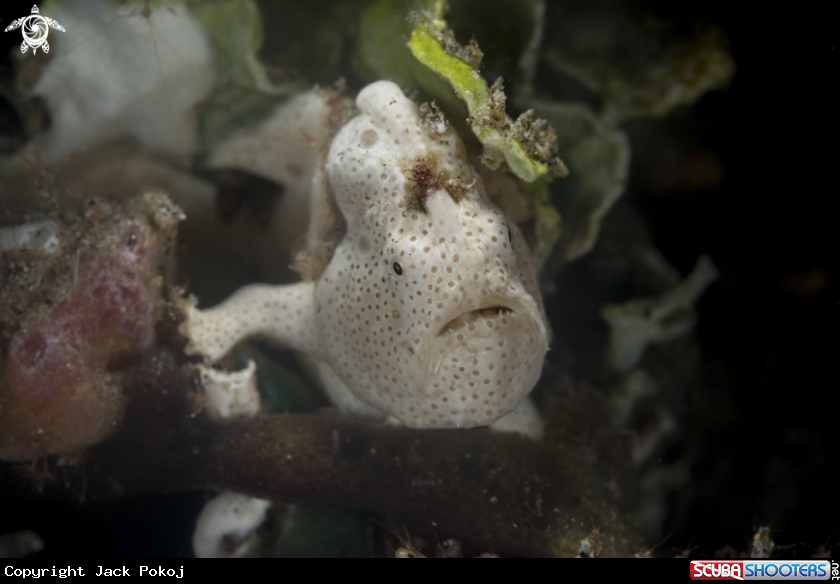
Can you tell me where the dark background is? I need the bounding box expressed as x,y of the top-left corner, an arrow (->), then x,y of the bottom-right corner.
0,0 -> 836,557
632,0 -> 837,555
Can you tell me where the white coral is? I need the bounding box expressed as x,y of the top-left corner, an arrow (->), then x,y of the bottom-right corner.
601,255 -> 719,371
32,0 -> 215,163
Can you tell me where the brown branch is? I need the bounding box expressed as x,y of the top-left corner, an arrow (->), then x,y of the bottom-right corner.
94,413 -> 644,557
76,351 -> 643,557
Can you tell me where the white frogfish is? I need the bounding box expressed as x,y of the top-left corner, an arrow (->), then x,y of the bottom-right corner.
184,81 -> 549,431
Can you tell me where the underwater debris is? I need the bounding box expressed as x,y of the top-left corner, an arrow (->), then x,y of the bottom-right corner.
578,524 -> 605,558
751,526 -> 775,559
601,255 -> 719,372
0,530 -> 44,559
419,101 -> 448,136
0,220 -> 60,256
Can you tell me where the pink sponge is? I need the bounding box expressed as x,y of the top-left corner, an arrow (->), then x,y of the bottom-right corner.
0,192 -> 182,461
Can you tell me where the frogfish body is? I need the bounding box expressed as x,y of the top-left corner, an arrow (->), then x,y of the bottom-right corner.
184,81 -> 549,430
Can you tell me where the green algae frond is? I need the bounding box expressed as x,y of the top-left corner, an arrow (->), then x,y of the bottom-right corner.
407,17 -> 567,183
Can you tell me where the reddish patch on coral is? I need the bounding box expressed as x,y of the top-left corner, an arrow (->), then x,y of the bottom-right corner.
0,224 -> 160,460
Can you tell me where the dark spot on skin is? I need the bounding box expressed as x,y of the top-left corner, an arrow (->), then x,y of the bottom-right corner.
360,128 -> 379,148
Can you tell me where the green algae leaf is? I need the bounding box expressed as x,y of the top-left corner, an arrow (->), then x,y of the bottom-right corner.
525,180 -> 561,272
477,167 -> 559,274
442,0 -> 545,97
358,0 -> 544,103
189,0 -> 275,93
407,23 -> 489,109
542,7 -> 734,124
358,0 -> 569,264
356,0 -> 466,121
601,255 -> 719,372
187,0 -> 305,149
257,0 -> 364,86
535,101 -> 631,260
408,19 -> 566,183
359,0 -> 566,182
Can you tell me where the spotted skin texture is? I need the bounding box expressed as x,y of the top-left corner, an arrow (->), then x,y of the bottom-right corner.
185,81 -> 549,429
185,283 -> 320,361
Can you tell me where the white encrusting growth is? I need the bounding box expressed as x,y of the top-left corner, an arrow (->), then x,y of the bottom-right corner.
207,91 -> 335,256
184,81 -> 550,432
32,0 -> 215,163
601,255 -> 719,371
197,360 -> 261,422
192,492 -> 271,558
0,220 -> 60,255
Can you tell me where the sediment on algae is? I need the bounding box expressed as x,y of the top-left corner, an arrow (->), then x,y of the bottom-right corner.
406,13 -> 568,183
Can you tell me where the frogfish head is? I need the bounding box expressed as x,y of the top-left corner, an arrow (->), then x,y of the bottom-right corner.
318,81 -> 548,428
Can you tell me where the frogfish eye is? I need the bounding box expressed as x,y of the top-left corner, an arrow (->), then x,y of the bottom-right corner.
508,228 -> 513,245
393,262 -> 403,276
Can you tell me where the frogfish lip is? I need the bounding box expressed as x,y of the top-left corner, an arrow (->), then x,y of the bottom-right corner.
436,305 -> 516,338
408,288 -> 546,429
424,288 -> 543,379
434,289 -> 523,339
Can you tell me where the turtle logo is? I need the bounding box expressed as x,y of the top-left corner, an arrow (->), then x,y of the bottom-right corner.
4,5 -> 65,55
